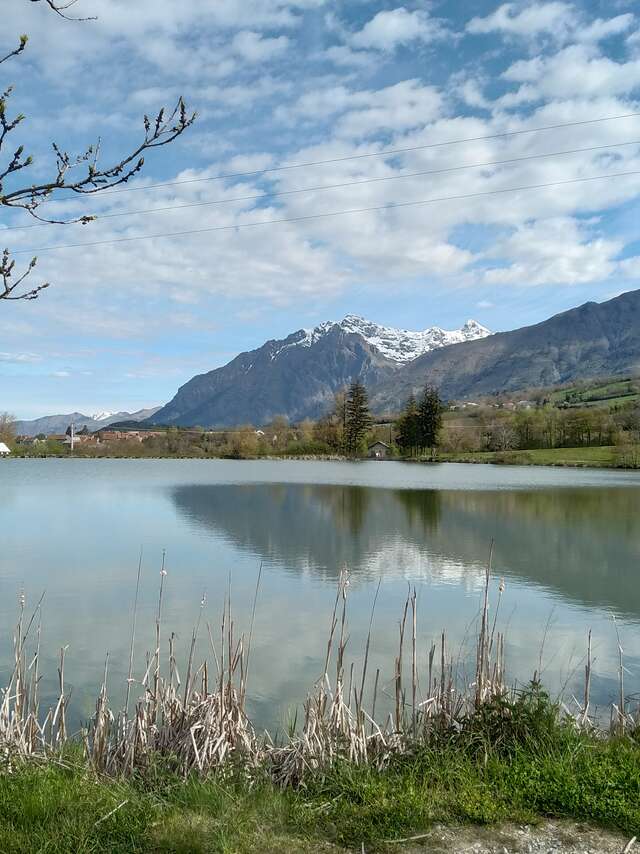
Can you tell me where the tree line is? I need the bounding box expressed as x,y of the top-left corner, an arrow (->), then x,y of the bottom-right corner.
313,381 -> 443,457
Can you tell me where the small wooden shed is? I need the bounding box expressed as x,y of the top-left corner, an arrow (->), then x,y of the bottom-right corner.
367,440 -> 390,459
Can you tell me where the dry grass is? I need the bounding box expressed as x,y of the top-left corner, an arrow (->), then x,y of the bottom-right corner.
0,555 -> 637,786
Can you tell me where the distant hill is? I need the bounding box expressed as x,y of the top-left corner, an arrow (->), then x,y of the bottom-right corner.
15,407 -> 161,437
372,288 -> 640,411
149,316 -> 490,428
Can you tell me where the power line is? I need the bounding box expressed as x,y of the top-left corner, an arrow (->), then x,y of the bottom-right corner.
5,138 -> 639,233
37,110 -> 640,201
12,168 -> 640,256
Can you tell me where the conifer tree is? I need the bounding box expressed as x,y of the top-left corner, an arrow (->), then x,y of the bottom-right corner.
344,381 -> 372,456
396,393 -> 420,455
417,384 -> 443,453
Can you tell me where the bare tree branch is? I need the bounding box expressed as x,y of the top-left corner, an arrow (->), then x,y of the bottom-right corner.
0,36 -> 29,66
1,96 -> 196,216
0,249 -> 49,301
29,0 -> 96,22
0,0 -> 196,300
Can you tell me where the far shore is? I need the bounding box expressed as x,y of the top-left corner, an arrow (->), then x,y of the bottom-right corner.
4,443 -> 640,470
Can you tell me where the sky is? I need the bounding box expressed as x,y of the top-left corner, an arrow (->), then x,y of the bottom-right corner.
1,0 -> 640,419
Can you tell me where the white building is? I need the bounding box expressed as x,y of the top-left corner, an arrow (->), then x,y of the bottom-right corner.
0,442 -> 11,456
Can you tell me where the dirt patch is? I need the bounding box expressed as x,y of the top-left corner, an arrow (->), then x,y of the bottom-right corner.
378,820 -> 635,853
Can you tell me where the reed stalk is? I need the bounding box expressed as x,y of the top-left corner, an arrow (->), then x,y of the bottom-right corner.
0,561 -> 636,785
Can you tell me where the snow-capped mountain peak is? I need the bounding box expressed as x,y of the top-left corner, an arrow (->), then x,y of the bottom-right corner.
92,411 -> 119,422
289,315 -> 491,363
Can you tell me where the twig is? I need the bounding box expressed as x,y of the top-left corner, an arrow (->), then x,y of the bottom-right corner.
383,832 -> 432,843
93,799 -> 128,827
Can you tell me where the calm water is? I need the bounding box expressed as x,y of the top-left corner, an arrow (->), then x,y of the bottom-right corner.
1,458 -> 640,730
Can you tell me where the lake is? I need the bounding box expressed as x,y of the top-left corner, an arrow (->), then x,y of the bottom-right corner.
1,458 -> 639,731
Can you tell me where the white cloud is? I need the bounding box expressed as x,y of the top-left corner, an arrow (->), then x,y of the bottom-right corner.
481,218 -> 623,286
579,14 -> 635,43
0,0 -> 318,77
503,45 -> 640,101
324,45 -> 374,69
0,352 -> 42,364
3,0 -> 640,353
467,3 -> 634,45
280,79 -> 443,137
467,2 -> 576,40
350,7 -> 446,52
457,77 -> 490,110
199,76 -> 292,109
231,30 -> 289,62
6,91 -> 640,340
618,255 -> 640,278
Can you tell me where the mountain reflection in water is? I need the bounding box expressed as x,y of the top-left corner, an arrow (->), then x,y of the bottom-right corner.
170,483 -> 640,620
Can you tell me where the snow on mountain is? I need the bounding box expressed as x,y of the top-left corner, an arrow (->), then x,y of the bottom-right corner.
14,407 -> 162,437
287,315 -> 492,363
92,411 -> 119,422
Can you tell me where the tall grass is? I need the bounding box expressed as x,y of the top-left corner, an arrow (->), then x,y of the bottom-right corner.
0,555 -> 637,785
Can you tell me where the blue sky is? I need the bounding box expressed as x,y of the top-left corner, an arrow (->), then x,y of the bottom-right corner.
1,0 -> 640,418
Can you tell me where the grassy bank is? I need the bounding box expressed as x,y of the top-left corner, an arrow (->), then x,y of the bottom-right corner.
439,445 -> 624,467
1,571 -> 639,852
9,442 -> 640,468
2,700 -> 640,853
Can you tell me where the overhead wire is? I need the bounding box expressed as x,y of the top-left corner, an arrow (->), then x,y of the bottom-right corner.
11,167 -> 640,256
3,137 -> 639,233
32,110 -> 640,201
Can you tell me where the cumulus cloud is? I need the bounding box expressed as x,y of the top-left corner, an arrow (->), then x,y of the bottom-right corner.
0,352 -> 42,364
481,218 -> 623,286
467,3 -> 634,45
579,14 -> 635,43
3,0 -> 640,378
231,30 -> 289,62
279,79 -> 443,137
350,7 -> 447,52
502,45 -> 640,101
323,45 -> 375,68
467,2 -> 576,40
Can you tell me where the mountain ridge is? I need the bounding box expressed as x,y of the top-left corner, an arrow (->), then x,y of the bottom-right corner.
14,407 -> 161,437
282,315 -> 492,363
150,290 -> 640,428
372,288 -> 640,410
149,316 -> 491,428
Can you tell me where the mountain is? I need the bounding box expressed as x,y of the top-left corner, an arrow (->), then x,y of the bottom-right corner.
149,317 -> 491,428
297,315 -> 491,363
372,288 -> 640,410
92,411 -> 122,422
14,407 -> 161,437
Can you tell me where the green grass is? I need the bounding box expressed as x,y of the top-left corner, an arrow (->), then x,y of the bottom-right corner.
441,445 -> 621,467
2,690 -> 640,853
549,377 -> 640,409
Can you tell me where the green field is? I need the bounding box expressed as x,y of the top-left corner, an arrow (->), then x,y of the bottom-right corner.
1,692 -> 640,853
441,445 -> 621,467
549,377 -> 640,409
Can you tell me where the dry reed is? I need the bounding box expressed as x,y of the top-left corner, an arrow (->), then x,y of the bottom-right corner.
0,553 -> 636,784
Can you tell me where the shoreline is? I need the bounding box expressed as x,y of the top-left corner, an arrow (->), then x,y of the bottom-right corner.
4,448 -> 639,470
1,572 -> 639,852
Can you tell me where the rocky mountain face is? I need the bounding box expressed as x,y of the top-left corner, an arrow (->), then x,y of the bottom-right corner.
297,315 -> 491,362
150,317 -> 491,428
14,407 -> 161,437
149,288 -> 640,428
372,288 -> 640,410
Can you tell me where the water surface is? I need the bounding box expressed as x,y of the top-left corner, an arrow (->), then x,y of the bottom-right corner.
1,459 -> 639,729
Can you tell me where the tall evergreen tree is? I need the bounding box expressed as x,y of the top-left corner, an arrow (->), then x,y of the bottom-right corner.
396,393 -> 420,455
417,384 -> 443,453
344,381 -> 372,455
